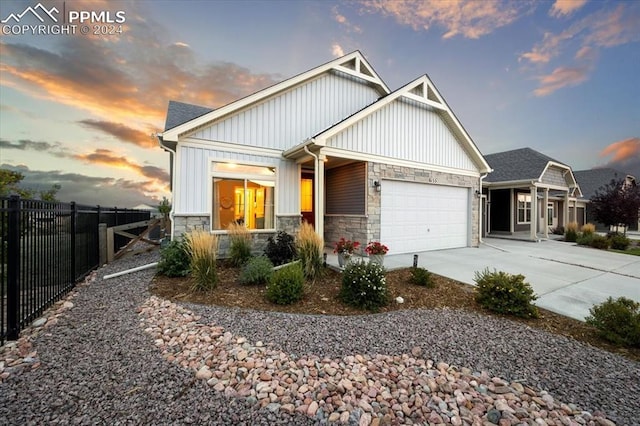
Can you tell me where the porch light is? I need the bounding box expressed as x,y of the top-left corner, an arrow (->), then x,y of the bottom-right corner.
373,180 -> 381,192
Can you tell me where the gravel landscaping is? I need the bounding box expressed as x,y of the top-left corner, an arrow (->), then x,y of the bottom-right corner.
1,252 -> 639,425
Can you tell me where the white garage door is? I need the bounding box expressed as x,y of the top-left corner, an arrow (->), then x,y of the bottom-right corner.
380,180 -> 469,254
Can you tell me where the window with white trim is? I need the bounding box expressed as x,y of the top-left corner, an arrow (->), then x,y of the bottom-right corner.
517,193 -> 531,224
211,162 -> 275,230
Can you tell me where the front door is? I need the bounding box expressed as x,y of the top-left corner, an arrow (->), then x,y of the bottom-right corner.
300,173 -> 314,227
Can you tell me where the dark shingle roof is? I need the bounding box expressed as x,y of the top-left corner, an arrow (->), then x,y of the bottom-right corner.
573,168 -> 631,199
484,147 -> 566,183
164,101 -> 214,131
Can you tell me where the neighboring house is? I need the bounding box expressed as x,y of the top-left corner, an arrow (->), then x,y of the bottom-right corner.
157,51 -> 491,255
573,168 -> 638,231
482,148 -> 583,241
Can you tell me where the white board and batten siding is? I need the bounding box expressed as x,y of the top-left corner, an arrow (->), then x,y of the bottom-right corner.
189,71 -> 381,150
381,180 -> 469,253
174,145 -> 299,215
327,98 -> 478,173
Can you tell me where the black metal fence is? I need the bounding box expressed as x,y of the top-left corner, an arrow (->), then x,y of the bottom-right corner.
1,196 -> 151,344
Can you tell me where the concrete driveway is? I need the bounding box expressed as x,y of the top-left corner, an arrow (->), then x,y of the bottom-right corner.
380,238 -> 640,321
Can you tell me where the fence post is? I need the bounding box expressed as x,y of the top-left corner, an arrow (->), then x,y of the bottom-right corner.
98,223 -> 107,266
71,202 -> 77,281
7,195 -> 21,340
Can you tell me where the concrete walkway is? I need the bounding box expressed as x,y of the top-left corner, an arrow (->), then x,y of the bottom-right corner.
327,238 -> 640,321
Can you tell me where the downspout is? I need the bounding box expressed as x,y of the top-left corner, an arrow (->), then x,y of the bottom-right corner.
303,144 -> 322,238
479,173 -> 488,244
157,134 -> 177,240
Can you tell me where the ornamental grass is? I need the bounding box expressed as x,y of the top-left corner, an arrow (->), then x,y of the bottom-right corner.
296,221 -> 324,280
185,230 -> 219,291
227,222 -> 252,266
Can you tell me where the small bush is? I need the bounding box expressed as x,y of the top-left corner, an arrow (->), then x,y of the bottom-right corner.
609,233 -> 631,250
239,256 -> 273,286
474,268 -> 538,318
581,223 -> 596,236
340,260 -> 389,311
565,222 -> 579,242
227,222 -> 252,267
576,233 -> 594,246
266,262 -> 305,305
586,297 -> 640,347
410,267 -> 434,288
157,239 -> 190,277
185,230 -> 219,291
552,226 -> 565,236
296,222 -> 324,280
589,234 -> 610,250
264,231 -> 297,266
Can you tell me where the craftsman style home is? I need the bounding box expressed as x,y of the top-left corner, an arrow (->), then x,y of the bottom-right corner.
158,51 -> 491,255
482,148 -> 584,240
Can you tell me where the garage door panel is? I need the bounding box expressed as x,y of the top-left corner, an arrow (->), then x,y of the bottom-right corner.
380,180 -> 468,254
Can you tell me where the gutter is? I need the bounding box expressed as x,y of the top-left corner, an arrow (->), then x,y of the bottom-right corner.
157,133 -> 177,240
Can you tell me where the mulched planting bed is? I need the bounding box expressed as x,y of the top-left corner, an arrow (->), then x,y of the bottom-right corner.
149,262 -> 640,362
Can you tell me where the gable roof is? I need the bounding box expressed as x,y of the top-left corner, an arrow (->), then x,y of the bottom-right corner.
484,147 -> 568,183
160,51 -> 390,142
573,168 -> 636,199
164,101 -> 214,131
285,74 -> 491,173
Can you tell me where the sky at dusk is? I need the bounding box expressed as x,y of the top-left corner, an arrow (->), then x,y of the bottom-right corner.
0,0 -> 638,207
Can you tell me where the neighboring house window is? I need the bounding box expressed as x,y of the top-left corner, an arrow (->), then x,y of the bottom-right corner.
211,162 -> 275,230
547,202 -> 554,226
517,193 -> 531,224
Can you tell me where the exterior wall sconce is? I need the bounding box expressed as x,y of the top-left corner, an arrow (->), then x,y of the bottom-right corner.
475,189 -> 481,197
373,181 -> 381,192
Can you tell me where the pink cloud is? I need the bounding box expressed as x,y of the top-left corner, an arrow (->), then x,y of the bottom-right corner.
533,66 -> 589,97
600,138 -> 640,163
359,0 -> 530,39
549,0 -> 587,18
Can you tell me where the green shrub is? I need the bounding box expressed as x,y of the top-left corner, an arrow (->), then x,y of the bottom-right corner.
589,234 -> 610,250
340,260 -> 389,311
474,268 -> 538,318
565,222 -> 579,242
157,240 -> 190,277
185,230 -> 218,291
296,222 -> 324,280
227,222 -> 252,267
266,262 -> 305,305
239,256 -> 273,286
410,267 -> 434,288
576,233 -> 594,246
586,297 -> 640,347
552,226 -> 565,236
264,231 -> 297,266
609,233 -> 631,250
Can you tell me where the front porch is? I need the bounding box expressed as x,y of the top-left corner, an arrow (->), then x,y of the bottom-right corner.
485,230 -> 564,242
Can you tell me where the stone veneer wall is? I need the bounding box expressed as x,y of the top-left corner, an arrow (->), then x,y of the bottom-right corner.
172,214 -> 302,258
324,216 -> 368,254
368,162 -> 481,248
